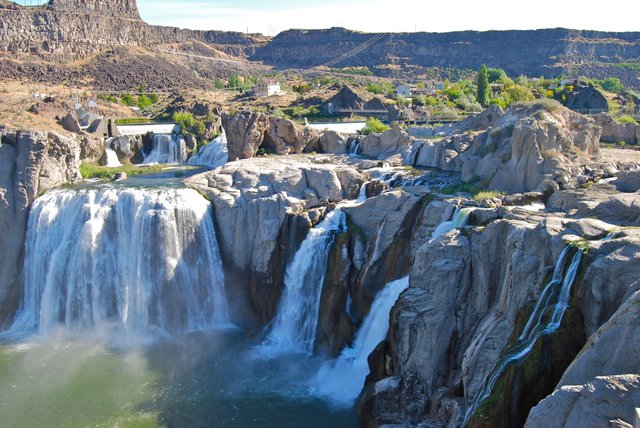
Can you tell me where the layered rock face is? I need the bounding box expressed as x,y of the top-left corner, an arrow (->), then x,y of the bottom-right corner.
410,101 -> 602,193
356,207 -> 640,427
0,0 -> 262,58
47,0 -> 140,19
0,128 -> 81,321
185,155 -> 367,324
252,28 -> 640,87
594,113 -> 639,144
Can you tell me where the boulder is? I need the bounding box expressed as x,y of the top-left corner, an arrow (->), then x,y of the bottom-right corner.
560,80 -> 609,111
58,113 -> 81,133
525,375 -> 640,428
548,185 -> 640,226
262,116 -> 320,155
594,113 -> 638,144
221,111 -> 269,161
360,124 -> 413,160
0,129 -> 81,321
318,131 -> 348,155
613,170 -> 640,193
108,135 -> 143,164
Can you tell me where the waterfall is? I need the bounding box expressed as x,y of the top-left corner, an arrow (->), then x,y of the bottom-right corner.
188,133 -> 229,168
262,208 -> 347,355
462,246 -> 583,425
350,140 -> 361,156
143,134 -> 187,164
4,187 -> 229,341
104,138 -> 122,167
310,277 -> 410,405
431,207 -> 473,241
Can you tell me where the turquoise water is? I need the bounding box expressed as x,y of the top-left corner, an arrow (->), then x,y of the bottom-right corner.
0,331 -> 359,428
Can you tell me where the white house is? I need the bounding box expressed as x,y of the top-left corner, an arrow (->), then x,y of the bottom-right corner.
254,78 -> 283,97
396,84 -> 415,97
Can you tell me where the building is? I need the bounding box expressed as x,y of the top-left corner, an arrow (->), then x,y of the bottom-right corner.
397,80 -> 445,97
254,78 -> 283,97
396,84 -> 415,97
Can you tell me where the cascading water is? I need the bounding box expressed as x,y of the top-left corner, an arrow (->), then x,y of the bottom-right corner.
104,138 -> 122,167
143,134 -> 187,164
188,133 -> 229,168
431,207 -> 473,241
310,277 -> 410,404
262,208 -> 347,354
462,245 -> 583,425
4,186 -> 230,341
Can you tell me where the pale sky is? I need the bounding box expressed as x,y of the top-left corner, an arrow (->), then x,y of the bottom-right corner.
134,0 -> 639,35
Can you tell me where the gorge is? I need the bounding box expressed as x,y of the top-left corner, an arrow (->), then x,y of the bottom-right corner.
1,98 -> 639,427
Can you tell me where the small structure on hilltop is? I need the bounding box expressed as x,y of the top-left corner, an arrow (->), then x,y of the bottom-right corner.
254,78 -> 284,97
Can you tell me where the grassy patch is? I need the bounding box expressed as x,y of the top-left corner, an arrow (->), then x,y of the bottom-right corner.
80,163 -> 167,180
473,190 -> 505,201
114,118 -> 164,126
616,115 -> 638,125
440,182 -> 482,195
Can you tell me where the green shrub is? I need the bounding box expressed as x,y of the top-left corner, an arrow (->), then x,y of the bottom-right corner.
599,77 -> 624,94
121,94 -> 135,106
137,94 -> 153,109
366,82 -> 394,95
360,117 -> 390,135
616,115 -> 638,125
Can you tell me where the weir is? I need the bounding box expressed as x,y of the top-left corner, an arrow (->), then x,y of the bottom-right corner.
463,245 -> 583,425
4,187 -> 230,340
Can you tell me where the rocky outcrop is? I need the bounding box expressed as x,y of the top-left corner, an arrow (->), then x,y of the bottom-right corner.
525,375 -> 640,428
316,131 -> 349,155
355,206 -> 640,427
221,111 -> 269,161
410,102 -> 602,193
594,113 -> 639,144
558,80 -> 609,111
360,124 -> 413,160
262,117 -> 320,155
0,129 -> 81,321
108,135 -> 143,164
185,155 -> 366,324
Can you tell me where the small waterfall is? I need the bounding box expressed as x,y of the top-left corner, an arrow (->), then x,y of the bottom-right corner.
143,134 -> 187,164
104,138 -> 122,167
350,140 -> 361,156
262,208 -> 347,354
463,246 -> 583,425
188,133 -> 229,168
431,207 -> 473,241
311,277 -> 410,405
5,187 -> 229,341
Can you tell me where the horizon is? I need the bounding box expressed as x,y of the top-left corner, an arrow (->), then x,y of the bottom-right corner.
9,0 -> 640,36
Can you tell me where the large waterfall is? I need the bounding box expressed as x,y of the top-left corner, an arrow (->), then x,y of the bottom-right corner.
311,277 -> 410,404
262,208 -> 347,354
143,134 -> 188,164
463,245 -> 583,425
188,133 -> 229,168
5,187 -> 229,340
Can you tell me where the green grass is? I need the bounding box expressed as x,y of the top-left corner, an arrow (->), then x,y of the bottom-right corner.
616,115 -> 638,125
114,118 -> 166,126
80,163 -> 167,180
473,190 -> 505,201
440,182 -> 482,195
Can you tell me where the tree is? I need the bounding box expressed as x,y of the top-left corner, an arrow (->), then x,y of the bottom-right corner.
487,67 -> 507,83
477,64 -> 490,107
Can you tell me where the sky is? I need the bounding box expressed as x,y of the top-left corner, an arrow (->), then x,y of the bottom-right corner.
133,0 -> 639,35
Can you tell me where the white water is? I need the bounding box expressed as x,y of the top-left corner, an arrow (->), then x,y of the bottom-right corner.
463,246 -> 583,425
308,122 -> 366,134
262,208 -> 347,354
5,187 -> 230,341
188,133 -> 229,168
104,138 -> 122,167
311,277 -> 410,405
143,134 -> 187,164
431,207 -> 473,241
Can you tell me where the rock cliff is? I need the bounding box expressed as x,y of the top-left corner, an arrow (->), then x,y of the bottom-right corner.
0,128 -> 81,322
252,28 -> 640,88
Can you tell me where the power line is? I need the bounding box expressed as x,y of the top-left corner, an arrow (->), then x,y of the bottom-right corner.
311,32 -> 387,70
